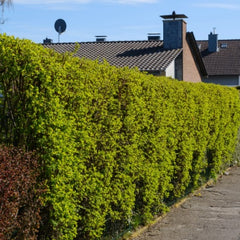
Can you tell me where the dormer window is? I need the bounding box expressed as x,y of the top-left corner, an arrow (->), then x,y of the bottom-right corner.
220,43 -> 228,48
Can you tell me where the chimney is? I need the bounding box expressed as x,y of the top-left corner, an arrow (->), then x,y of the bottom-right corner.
208,31 -> 218,52
43,38 -> 53,44
95,35 -> 107,42
148,33 -> 160,41
160,11 -> 188,50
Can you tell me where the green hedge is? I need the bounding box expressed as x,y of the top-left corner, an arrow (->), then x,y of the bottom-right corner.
0,34 -> 240,240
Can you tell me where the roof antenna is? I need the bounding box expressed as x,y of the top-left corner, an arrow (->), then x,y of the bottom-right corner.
213,27 -> 216,34
54,19 -> 67,43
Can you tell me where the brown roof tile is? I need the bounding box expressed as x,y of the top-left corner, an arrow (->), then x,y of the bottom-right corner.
44,40 -> 182,72
197,39 -> 240,76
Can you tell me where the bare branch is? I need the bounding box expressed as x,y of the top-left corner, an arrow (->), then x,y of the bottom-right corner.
0,0 -> 12,24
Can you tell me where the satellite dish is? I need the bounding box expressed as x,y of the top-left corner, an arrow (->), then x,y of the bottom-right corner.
54,19 -> 67,42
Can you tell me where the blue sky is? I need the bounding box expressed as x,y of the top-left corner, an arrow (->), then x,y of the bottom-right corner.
1,0 -> 240,43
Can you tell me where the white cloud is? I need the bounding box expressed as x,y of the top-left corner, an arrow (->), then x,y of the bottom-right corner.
14,0 -> 157,4
115,0 -> 157,3
194,3 -> 240,10
14,0 -> 91,4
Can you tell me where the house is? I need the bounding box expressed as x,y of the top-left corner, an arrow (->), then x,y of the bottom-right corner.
197,34 -> 240,87
44,11 -> 207,83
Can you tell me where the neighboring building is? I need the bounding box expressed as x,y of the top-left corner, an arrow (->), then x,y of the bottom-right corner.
197,34 -> 240,87
44,12 -> 207,83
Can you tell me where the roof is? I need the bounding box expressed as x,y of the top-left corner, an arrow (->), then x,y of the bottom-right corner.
187,32 -> 207,77
44,40 -> 182,72
197,39 -> 240,76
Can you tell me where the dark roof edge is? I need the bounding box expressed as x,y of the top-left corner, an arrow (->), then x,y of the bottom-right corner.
186,32 -> 208,77
207,74 -> 240,77
197,38 -> 240,42
42,40 -> 163,45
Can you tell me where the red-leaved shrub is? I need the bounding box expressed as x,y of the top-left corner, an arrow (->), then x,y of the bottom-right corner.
0,145 -> 44,240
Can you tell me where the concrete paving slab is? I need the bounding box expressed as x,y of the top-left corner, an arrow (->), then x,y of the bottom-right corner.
131,166 -> 240,240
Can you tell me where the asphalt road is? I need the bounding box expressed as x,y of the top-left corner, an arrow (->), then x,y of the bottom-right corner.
130,166 -> 240,240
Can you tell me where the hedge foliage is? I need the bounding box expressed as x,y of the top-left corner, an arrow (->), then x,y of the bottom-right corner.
0,34 -> 240,239
0,145 -> 44,240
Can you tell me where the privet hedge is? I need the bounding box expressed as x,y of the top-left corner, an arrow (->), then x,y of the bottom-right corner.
0,34 -> 240,240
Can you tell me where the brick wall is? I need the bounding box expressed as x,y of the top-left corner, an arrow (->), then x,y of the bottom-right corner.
182,21 -> 202,83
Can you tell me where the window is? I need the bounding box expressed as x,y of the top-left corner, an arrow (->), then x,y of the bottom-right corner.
220,43 -> 228,48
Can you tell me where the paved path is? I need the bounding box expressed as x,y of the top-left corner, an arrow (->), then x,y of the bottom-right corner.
131,166 -> 240,240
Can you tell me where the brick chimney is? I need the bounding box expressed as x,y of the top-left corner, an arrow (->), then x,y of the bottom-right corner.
161,11 -> 188,50
208,31 -> 218,52
160,11 -> 202,83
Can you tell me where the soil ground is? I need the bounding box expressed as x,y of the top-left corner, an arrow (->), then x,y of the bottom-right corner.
130,166 -> 240,240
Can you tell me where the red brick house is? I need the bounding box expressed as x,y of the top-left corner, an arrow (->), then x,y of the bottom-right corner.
44,12 -> 207,83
